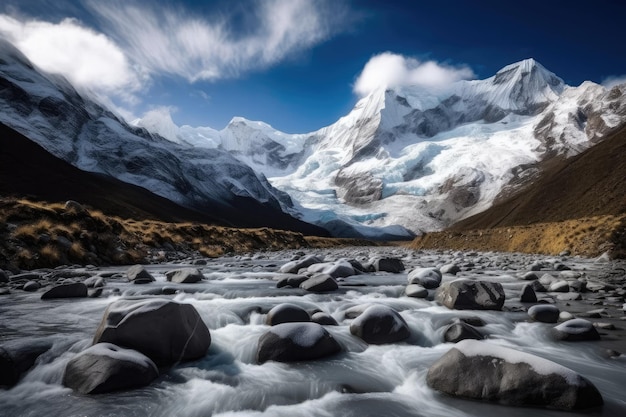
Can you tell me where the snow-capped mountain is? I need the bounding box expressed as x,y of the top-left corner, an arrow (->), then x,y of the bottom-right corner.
139,59 -> 626,236
0,39 -> 327,235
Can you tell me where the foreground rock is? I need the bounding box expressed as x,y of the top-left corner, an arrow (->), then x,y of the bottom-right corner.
0,338 -> 54,387
427,340 -> 603,410
300,274 -> 339,292
349,305 -> 410,344
256,322 -> 341,363
93,299 -> 211,366
436,279 -> 505,310
408,268 -> 442,289
63,343 -> 158,394
553,319 -> 601,341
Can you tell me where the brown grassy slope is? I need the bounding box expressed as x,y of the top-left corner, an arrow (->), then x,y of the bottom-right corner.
0,122 -> 232,224
453,125 -> 626,230
0,122 -> 329,236
412,126 -> 626,258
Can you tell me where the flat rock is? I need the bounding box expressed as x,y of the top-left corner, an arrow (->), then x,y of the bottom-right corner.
436,279 -> 505,311
93,299 -> 211,366
405,284 -> 428,298
553,319 -> 601,341
427,340 -> 603,410
256,322 -> 341,363
63,343 -> 158,394
41,282 -> 88,299
349,305 -> 410,344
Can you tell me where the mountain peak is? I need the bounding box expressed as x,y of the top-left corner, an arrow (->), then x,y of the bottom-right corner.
493,58 -> 564,89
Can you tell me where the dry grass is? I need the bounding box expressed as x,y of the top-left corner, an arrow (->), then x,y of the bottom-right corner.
411,214 -> 626,258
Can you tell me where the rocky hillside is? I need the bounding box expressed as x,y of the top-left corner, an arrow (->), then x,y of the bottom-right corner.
412,125 -> 626,258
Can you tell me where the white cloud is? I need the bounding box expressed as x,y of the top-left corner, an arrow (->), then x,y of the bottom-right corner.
602,75 -> 626,89
353,52 -> 475,97
0,14 -> 144,102
86,0 -> 346,82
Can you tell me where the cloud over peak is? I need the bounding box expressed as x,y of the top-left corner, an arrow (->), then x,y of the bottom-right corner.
354,52 -> 475,97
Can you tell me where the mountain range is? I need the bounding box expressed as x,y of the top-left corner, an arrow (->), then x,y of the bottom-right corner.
1,37 -> 625,240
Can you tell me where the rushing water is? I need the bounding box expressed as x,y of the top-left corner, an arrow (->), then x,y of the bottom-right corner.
1,248 -> 625,417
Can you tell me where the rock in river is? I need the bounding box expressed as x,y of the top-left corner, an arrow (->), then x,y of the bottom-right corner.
553,319 -> 601,341
63,343 -> 158,394
256,322 -> 341,363
349,305 -> 410,344
41,282 -> 88,299
266,303 -> 310,325
165,268 -> 204,284
427,340 -> 603,410
436,279 -> 505,310
408,268 -> 442,289
93,299 -> 211,366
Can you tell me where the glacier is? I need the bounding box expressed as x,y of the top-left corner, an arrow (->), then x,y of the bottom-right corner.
137,58 -> 626,237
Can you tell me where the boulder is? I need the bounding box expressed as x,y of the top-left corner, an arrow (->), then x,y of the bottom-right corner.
307,260 -> 355,278
165,268 -> 204,284
256,322 -> 341,363
405,284 -> 428,298
427,340 -> 603,410
349,305 -> 410,344
436,279 -> 505,310
311,312 -> 338,326
520,284 -> 537,303
63,343 -> 158,394
126,265 -> 155,284
521,271 -> 540,280
549,280 -> 570,293
0,270 -> 8,283
300,274 -> 338,293
41,282 -> 88,299
0,338 -> 54,387
278,255 -> 323,274
553,319 -> 601,341
408,268 -> 442,289
266,303 -> 310,325
528,305 -> 560,323
23,281 -> 40,292
276,275 -> 308,288
443,322 -> 483,343
440,263 -> 461,275
371,257 -> 405,273
93,299 -> 211,366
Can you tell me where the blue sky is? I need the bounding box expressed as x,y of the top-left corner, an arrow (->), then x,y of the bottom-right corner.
1,0 -> 625,133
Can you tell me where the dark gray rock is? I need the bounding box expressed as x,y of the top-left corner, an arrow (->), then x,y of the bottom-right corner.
63,343 -> 158,394
278,255 -> 323,274
522,271 -> 540,280
84,276 -> 105,288
93,299 -> 211,366
0,288 -> 10,295
256,322 -> 341,363
307,261 -> 355,278
408,268 -> 442,289
266,303 -> 310,325
276,275 -> 308,288
349,305 -> 410,344
165,268 -> 203,284
23,281 -> 40,292
0,270 -> 8,283
549,280 -> 570,293
405,284 -> 428,298
0,338 -> 54,387
436,279 -> 505,310
371,257 -> 405,273
427,340 -> 603,410
126,265 -> 155,284
443,322 -> 483,343
553,319 -> 601,341
41,282 -> 88,299
528,305 -> 560,323
520,284 -> 537,303
300,274 -> 338,293
530,280 -> 547,293
311,312 -> 338,326
440,263 -> 461,275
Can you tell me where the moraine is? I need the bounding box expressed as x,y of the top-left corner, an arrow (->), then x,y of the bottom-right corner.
0,247 -> 625,416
